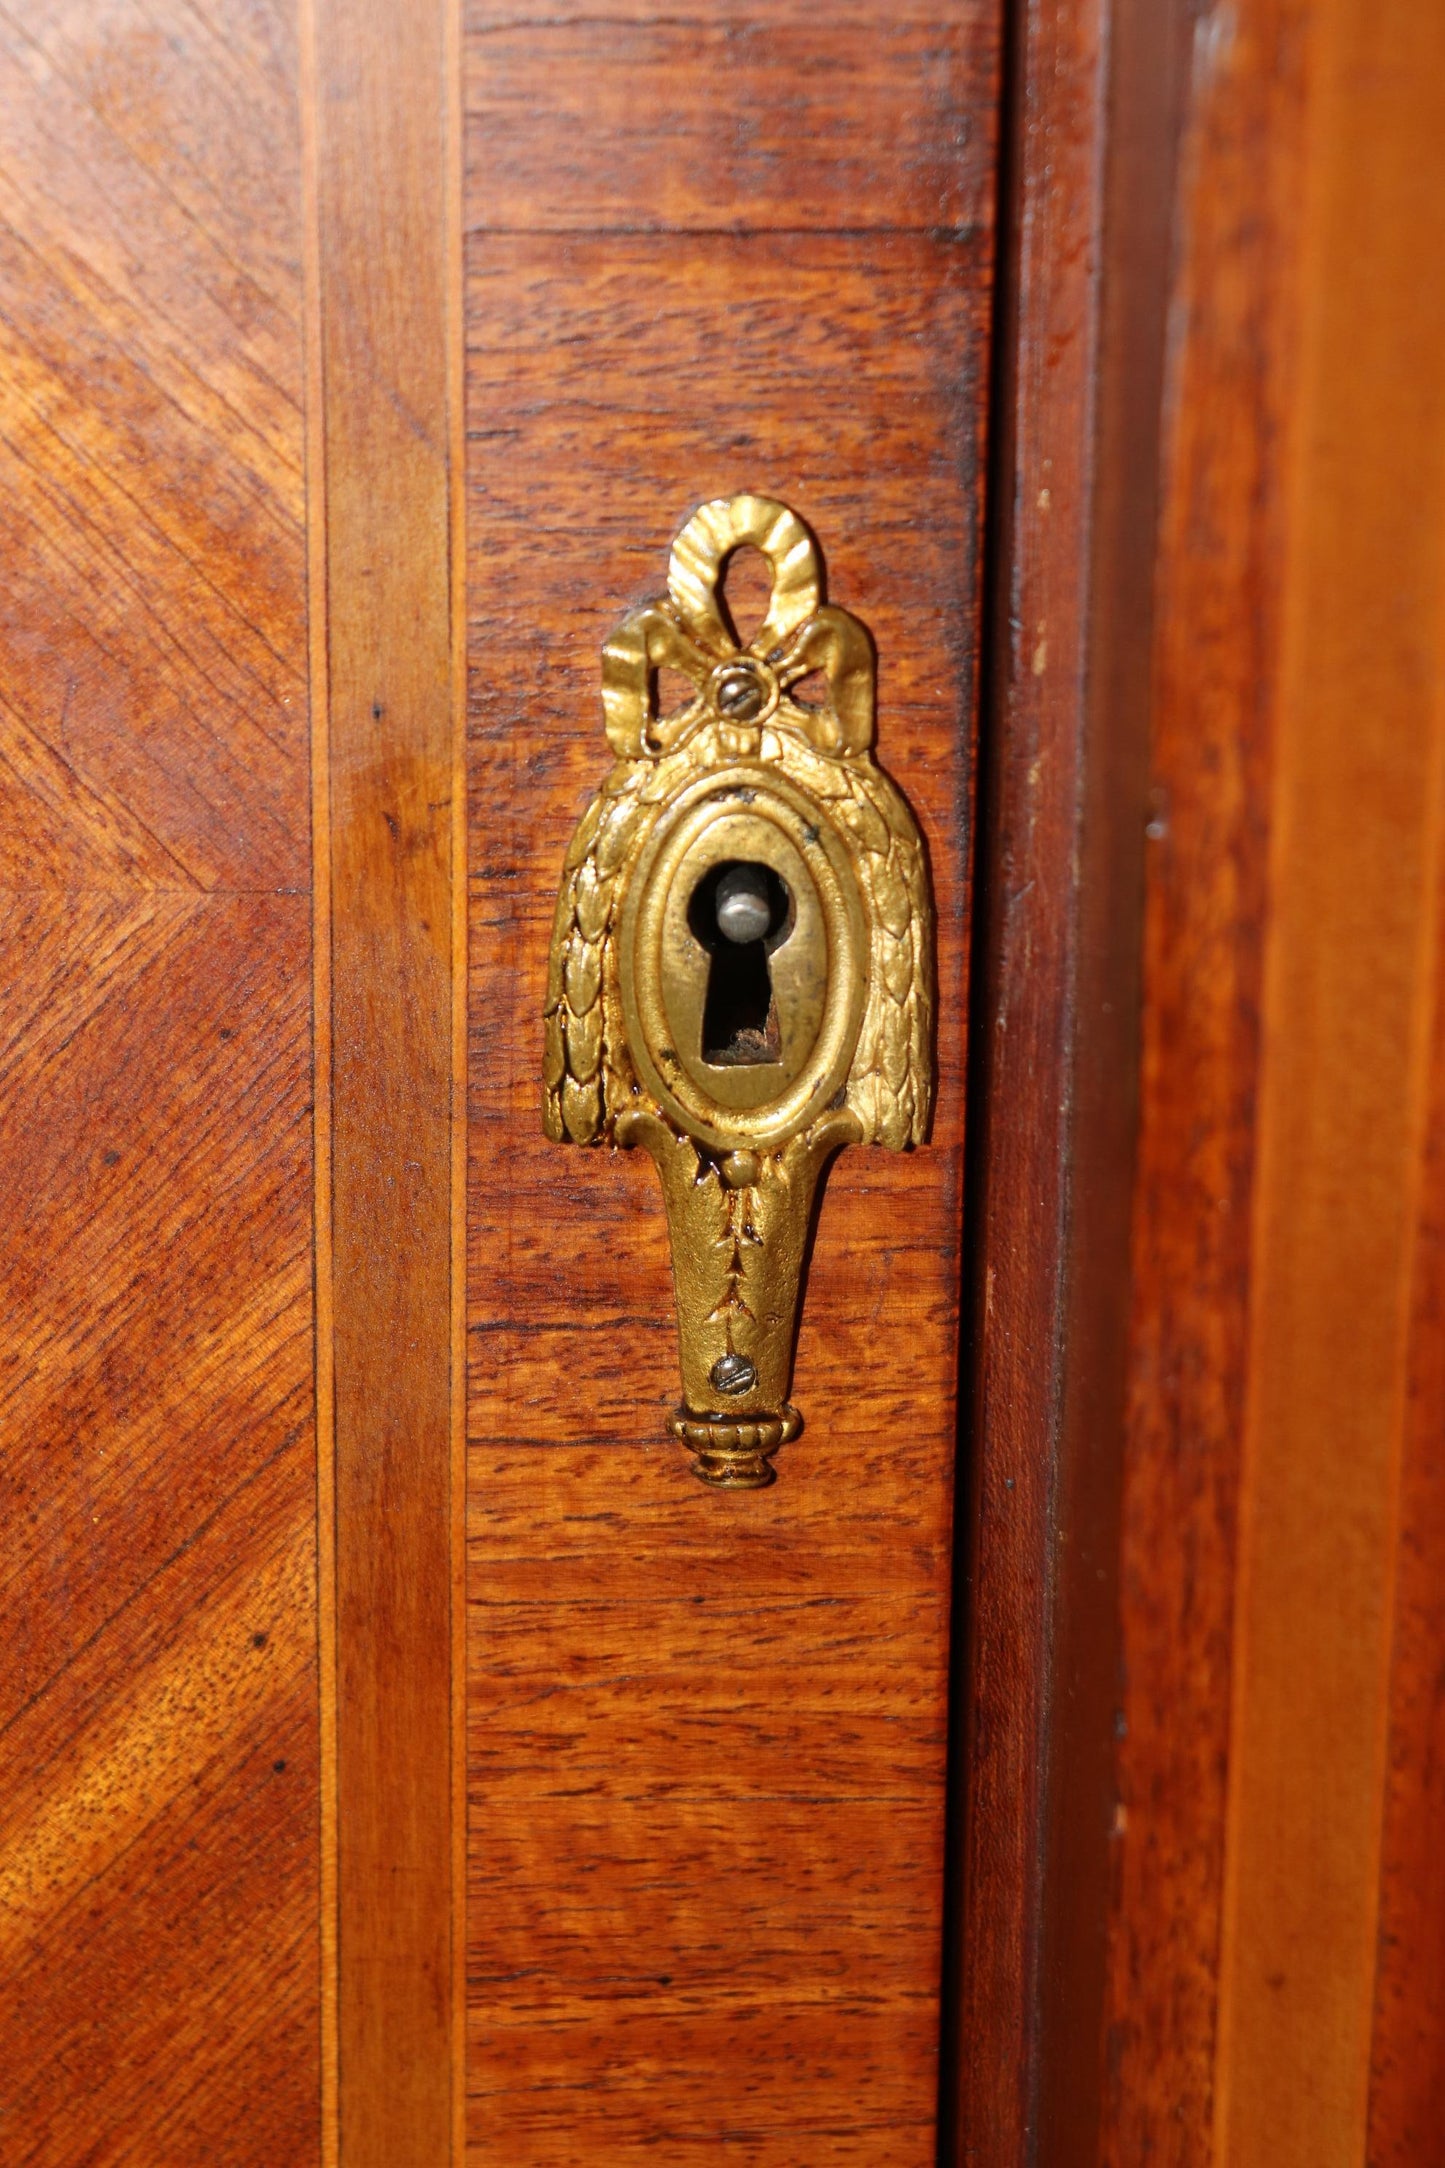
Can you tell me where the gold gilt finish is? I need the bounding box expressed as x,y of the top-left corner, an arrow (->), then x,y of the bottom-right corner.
543,494 -> 934,1486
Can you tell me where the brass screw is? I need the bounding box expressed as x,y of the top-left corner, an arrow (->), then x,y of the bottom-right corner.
710,1352 -> 758,1396
715,663 -> 766,722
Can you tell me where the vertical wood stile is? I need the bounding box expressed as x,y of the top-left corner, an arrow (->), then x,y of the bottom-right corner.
305,0 -> 467,2159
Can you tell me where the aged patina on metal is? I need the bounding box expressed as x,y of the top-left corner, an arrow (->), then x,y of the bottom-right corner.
543,494 -> 935,1486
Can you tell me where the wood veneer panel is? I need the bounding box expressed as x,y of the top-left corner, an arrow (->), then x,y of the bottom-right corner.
1101,6 -> 1308,2155
948,0 -> 1109,2153
1213,1 -> 1445,2156
948,0 -> 1188,2154
1369,839 -> 1445,2161
1099,0 -> 1445,2160
464,49 -> 996,2155
465,9 -> 995,237
0,1 -> 318,2159
308,0 -> 466,2159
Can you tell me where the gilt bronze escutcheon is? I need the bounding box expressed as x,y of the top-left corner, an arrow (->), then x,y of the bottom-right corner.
543,494 -> 934,1487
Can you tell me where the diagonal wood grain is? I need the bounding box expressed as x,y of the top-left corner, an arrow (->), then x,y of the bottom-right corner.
0,2 -> 319,2160
0,2 -> 307,895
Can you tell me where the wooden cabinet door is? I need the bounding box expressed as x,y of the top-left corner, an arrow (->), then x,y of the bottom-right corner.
14,5 -> 1443,2166
0,4 -> 1000,2163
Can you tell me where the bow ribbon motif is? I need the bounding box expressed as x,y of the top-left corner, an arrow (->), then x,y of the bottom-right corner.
600,494 -> 876,763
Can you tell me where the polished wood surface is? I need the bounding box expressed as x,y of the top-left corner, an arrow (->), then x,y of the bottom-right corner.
463,4 -> 998,2157
467,7 -> 995,236
951,0 -> 1191,2156
308,0 -> 467,2159
1093,0 -> 1445,2160
950,0 -> 1111,2153
1213,1 -> 1445,2155
1370,834 -> 1445,2162
0,1 -> 319,2158
960,0 -> 1445,2157
14,5 -> 1445,2162
1100,5 -> 1306,2153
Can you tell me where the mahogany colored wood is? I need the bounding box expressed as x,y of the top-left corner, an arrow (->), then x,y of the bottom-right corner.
1091,1 -> 1445,2161
1370,848 -> 1445,2161
947,0 -> 1191,2154
1094,7 -> 1307,2154
947,0 -> 1110,2154
0,1 -> 319,2160
965,2 -> 1445,2158
462,6 -> 999,2158
1211,2 -> 1445,2156
1030,4 -> 1199,2159
466,7 -> 996,238
21,10 -> 1445,2162
308,0 -> 466,2160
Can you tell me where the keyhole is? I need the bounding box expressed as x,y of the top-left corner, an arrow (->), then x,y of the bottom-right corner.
687,861 -> 793,1066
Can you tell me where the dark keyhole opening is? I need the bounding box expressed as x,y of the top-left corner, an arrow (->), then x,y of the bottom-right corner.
687,861 -> 793,1066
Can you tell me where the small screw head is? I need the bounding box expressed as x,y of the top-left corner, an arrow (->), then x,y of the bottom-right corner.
710,1352 -> 758,1397
714,661 -> 767,722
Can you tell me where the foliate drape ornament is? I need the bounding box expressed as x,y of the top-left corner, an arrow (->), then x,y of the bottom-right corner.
543,494 -> 934,1486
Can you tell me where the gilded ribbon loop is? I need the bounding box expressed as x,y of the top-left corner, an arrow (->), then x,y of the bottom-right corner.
600,493 -> 876,761
601,603 -> 711,758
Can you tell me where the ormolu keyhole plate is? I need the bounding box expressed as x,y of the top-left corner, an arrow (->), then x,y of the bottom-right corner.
618,765 -> 868,1150
542,492 -> 935,1485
